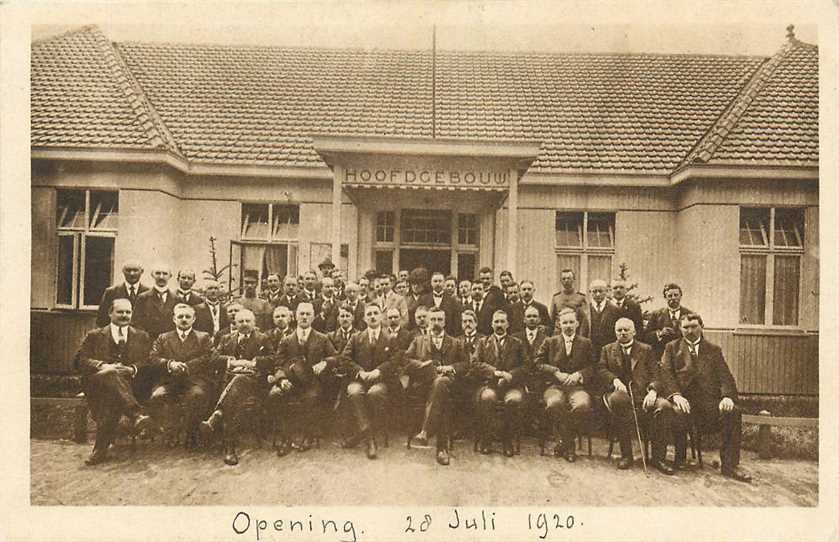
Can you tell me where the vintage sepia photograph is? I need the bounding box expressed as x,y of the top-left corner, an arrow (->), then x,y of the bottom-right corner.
3,0 -> 835,540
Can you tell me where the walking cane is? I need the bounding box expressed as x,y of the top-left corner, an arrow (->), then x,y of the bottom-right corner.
627,381 -> 648,474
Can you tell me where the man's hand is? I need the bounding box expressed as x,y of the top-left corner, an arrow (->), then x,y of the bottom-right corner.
554,370 -> 570,384
169,361 -> 189,375
613,378 -> 628,394
671,393 -> 691,414
358,370 -> 370,382
568,371 -> 583,386
643,389 -> 658,411
719,397 -> 735,413
312,360 -> 327,376
437,365 -> 455,377
112,363 -> 134,377
369,368 -> 382,382
499,371 -> 513,383
280,379 -> 293,392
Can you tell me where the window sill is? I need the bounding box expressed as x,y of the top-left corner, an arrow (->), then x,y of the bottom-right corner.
733,327 -> 809,337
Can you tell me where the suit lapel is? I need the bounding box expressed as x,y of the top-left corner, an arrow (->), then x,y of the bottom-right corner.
629,342 -> 639,371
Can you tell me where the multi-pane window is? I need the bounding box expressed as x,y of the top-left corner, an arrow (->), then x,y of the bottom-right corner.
555,211 -> 615,290
458,213 -> 479,246
401,209 -> 452,245
241,203 -> 299,241
56,189 -> 118,309
376,211 -> 395,243
739,207 -> 804,326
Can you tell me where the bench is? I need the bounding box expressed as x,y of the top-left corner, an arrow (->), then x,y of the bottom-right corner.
742,411 -> 818,459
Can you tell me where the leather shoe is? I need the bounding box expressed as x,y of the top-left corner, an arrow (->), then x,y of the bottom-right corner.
617,457 -> 633,470
722,466 -> 752,483
503,441 -> 514,458
223,445 -> 239,466
275,439 -> 292,457
436,448 -> 450,466
564,449 -> 577,463
654,460 -> 675,475
132,414 -> 152,435
84,449 -> 108,466
411,432 -> 429,447
366,438 -> 378,460
674,457 -> 698,471
342,430 -> 366,449
479,440 -> 491,455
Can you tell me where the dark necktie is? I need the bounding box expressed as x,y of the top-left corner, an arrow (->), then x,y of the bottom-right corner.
621,345 -> 632,379
128,286 -> 136,303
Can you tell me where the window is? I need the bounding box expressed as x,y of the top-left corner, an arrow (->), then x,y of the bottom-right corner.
458,214 -> 479,246
55,189 -> 117,309
375,250 -> 393,274
376,211 -> 395,243
401,209 -> 451,245
739,207 -> 804,326
555,211 -> 615,290
241,203 -> 299,241
230,241 -> 298,294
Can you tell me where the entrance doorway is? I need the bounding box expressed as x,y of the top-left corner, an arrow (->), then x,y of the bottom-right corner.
400,249 -> 452,276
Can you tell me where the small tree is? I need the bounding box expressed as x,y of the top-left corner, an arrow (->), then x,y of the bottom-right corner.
617,262 -> 653,320
200,236 -> 236,303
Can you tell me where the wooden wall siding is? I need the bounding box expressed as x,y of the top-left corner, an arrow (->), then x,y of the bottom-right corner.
614,211 -> 675,304
704,330 -> 818,396
31,187 -> 55,309
676,179 -> 818,210
30,311 -> 97,374
517,209 -> 555,301
802,206 -> 819,331
518,184 -> 673,211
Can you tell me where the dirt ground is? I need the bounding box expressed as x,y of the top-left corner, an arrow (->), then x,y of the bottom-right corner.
30,436 -> 817,507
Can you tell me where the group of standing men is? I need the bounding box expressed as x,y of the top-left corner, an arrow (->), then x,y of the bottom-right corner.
74,259 -> 750,483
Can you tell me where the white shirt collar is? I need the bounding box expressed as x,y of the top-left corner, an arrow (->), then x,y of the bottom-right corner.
297,327 -> 310,342
620,340 -> 634,350
368,327 -> 380,341
153,285 -> 169,294
563,333 -> 576,343
178,328 -> 193,340
110,323 -> 128,343
125,282 -> 139,291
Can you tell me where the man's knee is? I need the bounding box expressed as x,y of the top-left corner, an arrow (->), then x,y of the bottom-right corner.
148,386 -> 169,404
504,389 -> 523,406
367,384 -> 387,403
570,392 -> 593,414
478,388 -> 497,404
607,389 -> 631,411
432,375 -> 451,391
346,382 -> 365,398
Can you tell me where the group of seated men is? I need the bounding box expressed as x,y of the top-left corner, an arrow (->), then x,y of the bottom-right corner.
73,259 -> 750,483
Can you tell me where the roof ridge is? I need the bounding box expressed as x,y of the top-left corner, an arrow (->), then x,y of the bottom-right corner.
31,24 -> 100,46
117,39 -> 767,60
677,37 -> 801,170
88,28 -> 182,156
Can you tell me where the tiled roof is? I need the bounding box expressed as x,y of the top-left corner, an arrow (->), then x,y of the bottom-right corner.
31,25 -> 818,174
31,26 -> 179,153
701,39 -> 818,166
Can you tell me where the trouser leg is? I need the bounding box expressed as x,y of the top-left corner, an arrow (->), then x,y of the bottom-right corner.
648,397 -> 674,463
346,381 -> 370,435
475,386 -> 497,442
719,406 -> 742,472
423,376 -> 452,436
367,382 -> 389,435
502,388 -> 523,443
605,389 -> 634,458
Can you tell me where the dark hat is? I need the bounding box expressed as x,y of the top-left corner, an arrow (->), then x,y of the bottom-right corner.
243,270 -> 259,280
318,256 -> 335,270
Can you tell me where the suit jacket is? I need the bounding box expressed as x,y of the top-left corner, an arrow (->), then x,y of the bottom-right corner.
470,334 -> 529,386
418,292 -> 462,336
404,333 -> 469,383
96,282 -> 149,327
533,334 -> 595,387
595,340 -> 659,398
312,295 -> 340,333
658,337 -> 738,403
588,302 -> 622,360
642,305 -> 694,356
194,301 -> 229,337
464,297 -> 498,336
234,296 -> 274,332
457,332 -> 486,359
343,299 -> 367,331
549,291 -> 590,337
405,292 -> 425,329
276,294 -> 300,314
150,329 -> 214,382
212,330 -> 274,374
513,326 -> 549,360
328,327 -> 358,355
508,300 -> 551,335
73,325 -> 153,377
261,289 -> 285,308
174,290 -> 204,307
273,328 -> 338,385
613,297 -> 644,339
339,328 -> 399,380
133,289 -> 178,338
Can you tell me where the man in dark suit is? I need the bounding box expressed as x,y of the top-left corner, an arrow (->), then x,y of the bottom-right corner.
339,303 -> 400,459
277,275 -> 301,315
312,276 -> 340,333
405,268 -> 429,329
296,270 -> 320,304
534,307 -> 595,462
588,280 -> 621,361
261,273 -> 284,308
266,302 -> 338,455
465,282 -> 495,336
457,279 -> 472,310
512,305 -> 548,360
132,265 -> 177,340
509,280 -> 552,335
385,307 -> 414,356
194,280 -> 228,338
457,310 -> 484,358
549,268 -> 590,338
596,317 -> 674,474
404,308 -> 469,465
96,261 -> 149,327
73,298 -> 154,465
234,271 -> 273,332
199,309 -> 274,466
611,279 -> 643,338
419,271 -> 462,336
659,313 -> 751,482
343,282 -> 367,331
214,302 -> 242,345
328,305 -> 358,353
471,310 -> 529,457
146,304 -> 215,447
643,282 -> 694,359
175,269 -> 204,306
265,306 -> 295,351
478,267 -> 506,310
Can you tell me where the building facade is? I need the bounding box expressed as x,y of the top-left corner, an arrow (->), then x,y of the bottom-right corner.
30,26 -> 818,395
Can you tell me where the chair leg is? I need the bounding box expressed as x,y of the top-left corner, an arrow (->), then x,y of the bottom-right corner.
587,435 -> 592,457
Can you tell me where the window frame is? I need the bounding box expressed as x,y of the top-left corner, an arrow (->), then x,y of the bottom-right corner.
55,189 -> 118,310
738,206 -> 805,329
240,202 -> 300,242
554,210 -> 616,290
